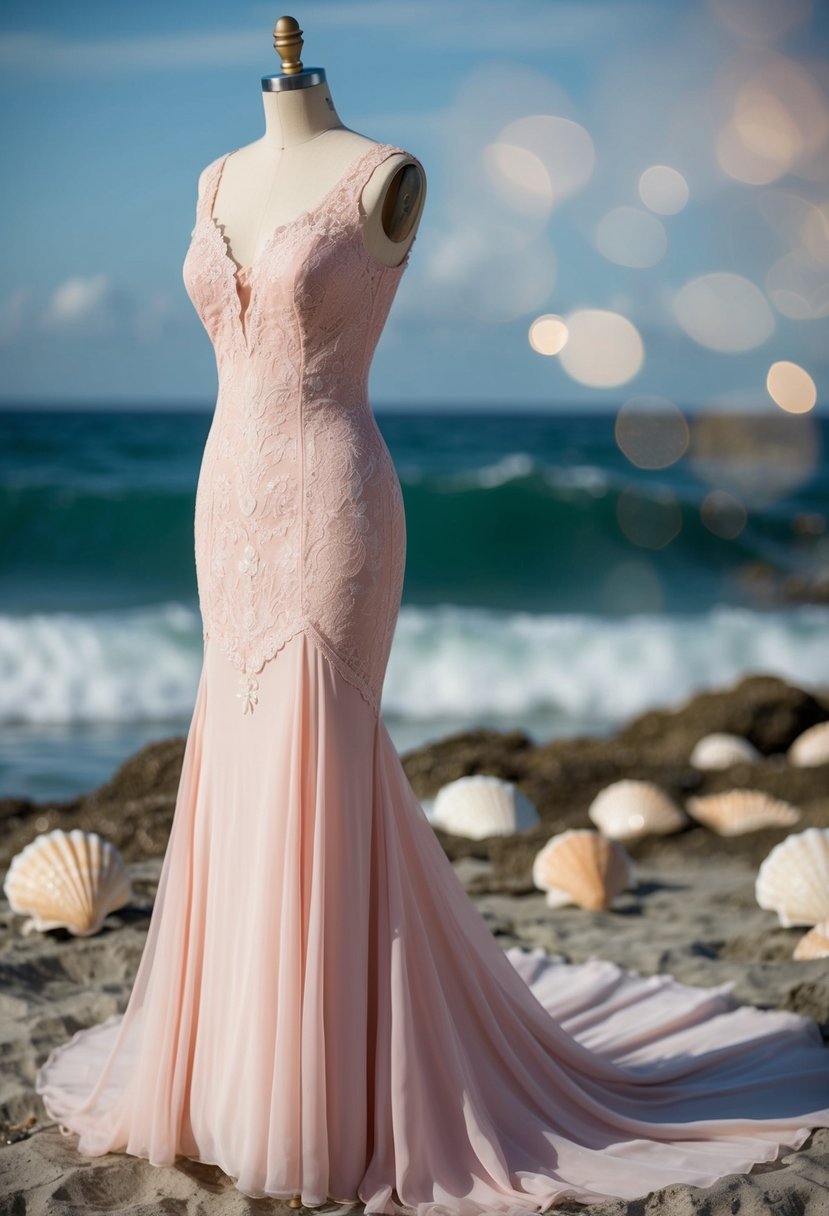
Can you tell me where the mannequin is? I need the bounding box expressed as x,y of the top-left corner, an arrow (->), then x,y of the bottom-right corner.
211,14 -> 426,281
211,23 -> 424,1209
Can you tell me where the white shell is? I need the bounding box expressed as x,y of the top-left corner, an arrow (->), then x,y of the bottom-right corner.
689,733 -> 761,770
793,920 -> 829,960
755,827 -> 829,928
3,828 -> 132,936
686,789 -> 801,836
788,722 -> 829,768
587,779 -> 688,841
532,829 -> 637,911
430,775 -> 539,840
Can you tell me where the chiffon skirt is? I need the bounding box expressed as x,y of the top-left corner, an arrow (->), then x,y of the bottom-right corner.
36,632 -> 829,1215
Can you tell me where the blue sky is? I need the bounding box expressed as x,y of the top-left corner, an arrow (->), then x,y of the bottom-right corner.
0,0 -> 827,410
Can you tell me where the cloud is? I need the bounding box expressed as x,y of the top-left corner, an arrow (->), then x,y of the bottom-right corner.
0,276 -> 182,345
44,274 -> 112,325
40,274 -> 128,335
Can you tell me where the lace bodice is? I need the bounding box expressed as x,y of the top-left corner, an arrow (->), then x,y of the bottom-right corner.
182,141 -> 418,715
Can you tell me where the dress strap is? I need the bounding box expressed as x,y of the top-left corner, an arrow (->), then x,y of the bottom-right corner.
346,143 -> 422,215
194,153 -> 229,227
318,142 -> 421,247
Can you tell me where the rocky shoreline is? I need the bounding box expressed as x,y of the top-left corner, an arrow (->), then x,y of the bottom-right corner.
1,671 -> 828,1214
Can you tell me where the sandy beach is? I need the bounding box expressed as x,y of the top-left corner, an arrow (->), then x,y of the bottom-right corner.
2,671 -> 828,1214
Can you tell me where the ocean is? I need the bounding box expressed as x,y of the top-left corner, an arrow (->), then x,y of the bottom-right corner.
2,406 -> 828,800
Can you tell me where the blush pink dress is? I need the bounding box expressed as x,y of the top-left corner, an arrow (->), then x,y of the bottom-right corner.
35,141 -> 829,1215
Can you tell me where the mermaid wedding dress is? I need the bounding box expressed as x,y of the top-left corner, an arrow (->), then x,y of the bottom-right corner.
36,141 -> 829,1215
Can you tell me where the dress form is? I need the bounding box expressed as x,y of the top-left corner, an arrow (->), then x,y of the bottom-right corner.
213,18 -> 422,1212
211,14 -> 425,284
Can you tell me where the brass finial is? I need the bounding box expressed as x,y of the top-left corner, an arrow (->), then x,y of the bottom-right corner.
273,15 -> 304,75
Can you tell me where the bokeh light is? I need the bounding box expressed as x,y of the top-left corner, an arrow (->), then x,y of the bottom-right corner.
766,249 -> 829,319
714,53 -> 829,185
766,360 -> 818,413
673,272 -> 774,351
615,397 -> 690,469
689,408 -> 821,506
724,188 -> 829,327
616,486 -> 683,549
491,114 -> 596,209
756,189 -> 829,270
482,142 -> 553,217
638,165 -> 690,214
528,314 -> 569,356
558,309 -> 644,388
700,490 -> 748,539
801,202 -> 829,266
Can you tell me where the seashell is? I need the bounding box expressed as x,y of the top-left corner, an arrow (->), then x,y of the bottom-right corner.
3,828 -> 132,936
686,789 -> 801,836
430,775 -> 539,840
788,722 -> 829,768
587,779 -> 688,841
532,829 -> 637,911
793,920 -> 829,960
689,733 -> 761,770
755,827 -> 829,928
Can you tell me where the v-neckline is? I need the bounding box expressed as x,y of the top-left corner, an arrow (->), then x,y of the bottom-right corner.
207,141 -> 391,278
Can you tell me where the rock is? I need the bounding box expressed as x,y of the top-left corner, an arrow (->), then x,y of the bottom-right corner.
400,727 -> 534,798
615,673 -> 829,760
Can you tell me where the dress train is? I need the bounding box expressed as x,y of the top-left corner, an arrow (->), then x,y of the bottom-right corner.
36,630 -> 829,1215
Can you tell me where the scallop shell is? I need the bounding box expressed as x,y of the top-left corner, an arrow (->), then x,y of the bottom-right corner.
3,828 -> 132,936
532,829 -> 637,911
689,733 -> 761,770
587,779 -> 688,841
430,775 -> 539,840
788,722 -> 829,768
793,920 -> 829,960
686,789 -> 801,836
755,827 -> 829,927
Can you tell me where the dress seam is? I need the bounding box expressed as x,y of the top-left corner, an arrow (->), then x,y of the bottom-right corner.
294,284 -> 305,617
302,621 -> 380,718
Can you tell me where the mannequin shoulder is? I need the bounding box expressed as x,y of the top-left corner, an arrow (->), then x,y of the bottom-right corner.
360,149 -> 427,235
357,148 -> 425,250
373,149 -> 426,194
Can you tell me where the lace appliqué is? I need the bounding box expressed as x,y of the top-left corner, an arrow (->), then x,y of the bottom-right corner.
207,365 -> 302,694
236,672 -> 259,714
183,141 -> 419,717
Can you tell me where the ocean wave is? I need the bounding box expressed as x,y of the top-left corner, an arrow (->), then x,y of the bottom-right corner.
398,453 -> 614,495
381,603 -> 829,723
0,603 -> 201,725
4,461 -> 818,618
2,601 -> 827,729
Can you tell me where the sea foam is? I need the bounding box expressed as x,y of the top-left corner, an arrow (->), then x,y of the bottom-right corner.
1,601 -> 827,732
